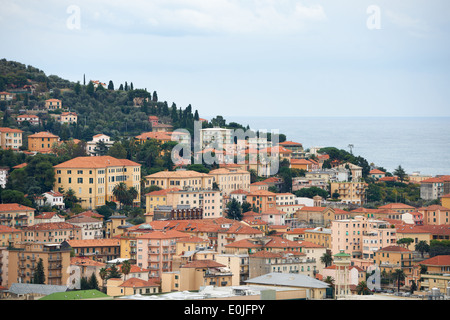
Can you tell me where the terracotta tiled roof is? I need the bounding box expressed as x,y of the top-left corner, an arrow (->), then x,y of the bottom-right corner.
377,245 -> 411,252
66,216 -> 102,224
137,230 -> 190,240
247,190 -> 276,196
145,188 -> 180,196
0,203 -> 35,212
54,156 -> 140,169
417,255 -> 450,266
145,170 -> 209,178
378,203 -> 415,209
299,206 -> 328,212
119,278 -> 159,288
0,225 -> 21,233
28,131 -> 59,138
24,222 -> 81,231
297,240 -> 325,248
279,141 -> 302,146
73,210 -> 104,219
418,205 -> 450,211
67,239 -> 120,247
0,127 -> 24,133
421,177 -> 445,183
369,169 -> 386,174
250,251 -> 283,258
35,212 -> 63,220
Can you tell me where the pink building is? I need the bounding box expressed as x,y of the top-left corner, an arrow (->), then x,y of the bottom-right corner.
260,208 -> 286,226
136,230 -> 190,279
331,216 -> 397,260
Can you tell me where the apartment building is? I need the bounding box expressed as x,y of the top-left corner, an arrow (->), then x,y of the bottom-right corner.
66,216 -> 104,240
59,111 -> 78,124
0,203 -> 35,228
420,177 -> 445,200
144,170 -> 213,191
28,131 -> 60,153
145,187 -> 223,219
417,205 -> 450,225
22,222 -> 82,243
208,167 -> 251,195
15,114 -> 40,126
331,216 -> 397,259
304,227 -> 332,249
66,239 -> 120,263
373,245 -> 415,286
330,181 -> 368,205
136,230 -> 190,279
7,242 -> 71,286
0,127 -> 23,150
246,190 -> 277,213
54,156 -> 141,209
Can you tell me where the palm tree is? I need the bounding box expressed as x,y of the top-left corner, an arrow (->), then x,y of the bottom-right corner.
323,276 -> 335,299
120,260 -> 132,281
392,269 -> 406,293
112,182 -> 128,209
99,267 -> 108,292
320,252 -> 333,268
356,281 -> 371,295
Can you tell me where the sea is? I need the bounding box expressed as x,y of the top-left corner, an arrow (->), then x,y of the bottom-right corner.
224,116 -> 450,177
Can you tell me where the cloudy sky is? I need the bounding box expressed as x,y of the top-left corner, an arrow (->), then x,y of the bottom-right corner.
1,0 -> 449,118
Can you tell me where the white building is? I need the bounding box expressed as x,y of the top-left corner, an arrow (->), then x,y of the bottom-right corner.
42,190 -> 65,209
66,216 -> 104,240
0,167 -> 8,188
86,134 -> 115,156
199,127 -> 233,149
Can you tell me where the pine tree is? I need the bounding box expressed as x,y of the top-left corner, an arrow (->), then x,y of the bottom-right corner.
130,82 -> 134,91
194,110 -> 199,121
33,258 -> 46,284
152,91 -> 158,102
124,82 -> 128,91
108,80 -> 114,90
88,272 -> 99,290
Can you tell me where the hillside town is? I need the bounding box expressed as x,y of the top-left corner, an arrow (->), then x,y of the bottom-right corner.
0,70 -> 450,302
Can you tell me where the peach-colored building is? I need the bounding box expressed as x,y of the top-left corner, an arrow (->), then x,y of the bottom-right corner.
331,216 -> 397,260
0,203 -> 35,228
22,222 -> 82,243
7,242 -> 71,286
59,112 -> 78,124
246,190 -> 277,213
0,127 -> 23,150
107,277 -> 160,297
136,230 -> 190,279
322,264 -> 365,289
162,260 -> 232,292
45,99 -> 62,110
417,205 -> 450,225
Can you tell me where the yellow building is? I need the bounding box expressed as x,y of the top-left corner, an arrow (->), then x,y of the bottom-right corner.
0,203 -> 35,228
442,194 -> 450,209
0,225 -> 22,247
208,167 -> 251,195
28,131 -> 60,153
66,238 -> 120,263
54,155 -> 141,209
374,245 -> 415,286
105,215 -> 128,239
162,260 -> 232,293
304,227 -> 332,249
330,181 -> 368,205
144,170 -> 213,190
0,127 -> 23,150
416,255 -> 450,294
7,242 -> 72,287
107,277 -> 160,297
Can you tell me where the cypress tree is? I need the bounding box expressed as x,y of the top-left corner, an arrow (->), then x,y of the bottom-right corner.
33,258 -> 46,284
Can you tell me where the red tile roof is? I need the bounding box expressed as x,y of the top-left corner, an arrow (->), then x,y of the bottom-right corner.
54,156 -> 140,169
0,203 -> 35,212
181,260 -> 226,269
418,255 -> 450,266
119,278 -> 159,288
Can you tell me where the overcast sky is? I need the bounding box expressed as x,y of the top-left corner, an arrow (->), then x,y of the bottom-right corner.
1,0 -> 449,118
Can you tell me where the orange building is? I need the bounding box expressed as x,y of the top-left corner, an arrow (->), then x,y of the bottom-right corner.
45,99 -> 62,110
27,131 -> 60,153
246,190 -> 277,213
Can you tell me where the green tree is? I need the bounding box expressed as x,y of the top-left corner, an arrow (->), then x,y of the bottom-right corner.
356,281 -> 371,295
394,165 -> 407,182
88,272 -> 100,290
74,81 -> 81,95
397,238 -> 414,250
320,252 -> 333,268
86,81 -> 95,96
392,269 -> 405,293
107,142 -> 127,159
108,80 -> 114,90
226,198 -> 242,221
112,182 -> 129,209
94,140 -> 109,156
241,201 -> 252,213
99,267 -> 108,292
80,276 -> 89,290
120,260 -> 132,281
33,258 -> 46,284
107,264 -> 122,280
415,241 -> 430,258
